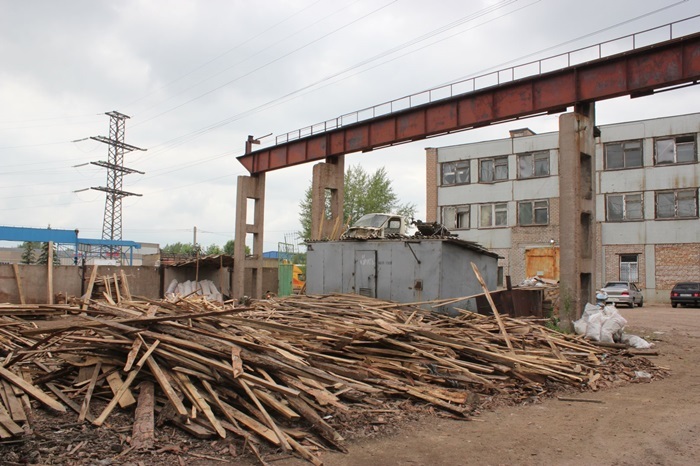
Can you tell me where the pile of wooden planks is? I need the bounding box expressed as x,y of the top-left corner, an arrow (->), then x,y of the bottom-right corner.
0,291 -> 663,464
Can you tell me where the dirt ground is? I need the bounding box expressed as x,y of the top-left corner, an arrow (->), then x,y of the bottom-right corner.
274,304 -> 700,466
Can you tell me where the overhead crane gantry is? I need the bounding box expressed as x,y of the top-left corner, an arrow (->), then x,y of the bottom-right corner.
233,18 -> 700,321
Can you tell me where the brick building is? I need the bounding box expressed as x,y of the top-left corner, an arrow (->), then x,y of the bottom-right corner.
426,113 -> 700,303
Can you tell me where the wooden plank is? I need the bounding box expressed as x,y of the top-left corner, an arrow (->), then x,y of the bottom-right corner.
238,378 -> 290,451
0,402 -> 24,436
471,262 -> 513,352
12,264 -> 25,305
0,366 -> 65,413
124,338 -> 143,372
78,362 -> 101,422
47,241 -> 54,305
174,372 -> 226,439
103,366 -> 136,408
1,380 -> 26,422
82,265 -> 99,310
120,270 -> 132,301
93,340 -> 159,426
113,273 -> 122,304
45,383 -> 92,421
145,357 -> 188,418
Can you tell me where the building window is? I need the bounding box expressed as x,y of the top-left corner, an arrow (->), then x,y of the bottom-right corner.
441,161 -> 470,185
480,203 -> 508,228
518,151 -> 549,178
479,156 -> 508,182
606,193 -> 643,221
441,205 -> 470,230
655,189 -> 698,219
655,135 -> 696,165
605,140 -> 643,169
518,200 -> 549,225
620,254 -> 639,282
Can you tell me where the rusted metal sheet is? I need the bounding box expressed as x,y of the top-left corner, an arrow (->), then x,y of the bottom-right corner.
238,33 -> 700,174
525,247 -> 560,281
475,288 -> 544,318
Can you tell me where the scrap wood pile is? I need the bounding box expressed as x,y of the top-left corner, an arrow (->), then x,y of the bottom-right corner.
0,291 -> 665,465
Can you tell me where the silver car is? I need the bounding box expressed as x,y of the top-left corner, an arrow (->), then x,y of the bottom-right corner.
601,281 -> 644,308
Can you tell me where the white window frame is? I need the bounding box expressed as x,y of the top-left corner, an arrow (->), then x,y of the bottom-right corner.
518,199 -> 549,226
654,134 -> 696,165
441,160 -> 470,186
606,193 -> 644,221
517,151 -> 550,179
479,203 -> 508,228
604,140 -> 643,170
479,156 -> 509,183
441,205 -> 470,230
655,189 -> 698,219
619,254 -> 639,282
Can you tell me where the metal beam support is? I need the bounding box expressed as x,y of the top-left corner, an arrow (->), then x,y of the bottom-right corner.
238,33 -> 700,174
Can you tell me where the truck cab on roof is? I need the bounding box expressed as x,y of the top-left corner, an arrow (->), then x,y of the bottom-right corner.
342,213 -> 407,239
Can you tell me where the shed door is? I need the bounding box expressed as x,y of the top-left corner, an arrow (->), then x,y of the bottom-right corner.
355,250 -> 377,298
525,247 -> 560,280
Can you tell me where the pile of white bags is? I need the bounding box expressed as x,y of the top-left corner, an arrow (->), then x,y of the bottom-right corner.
573,303 -> 653,349
165,279 -> 223,303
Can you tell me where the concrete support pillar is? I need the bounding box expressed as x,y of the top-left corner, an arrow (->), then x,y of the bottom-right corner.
233,173 -> 265,299
311,155 -> 344,240
425,147 -> 438,223
558,104 -> 596,328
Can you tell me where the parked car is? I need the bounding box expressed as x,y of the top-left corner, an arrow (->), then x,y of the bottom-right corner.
670,282 -> 700,308
601,281 -> 644,307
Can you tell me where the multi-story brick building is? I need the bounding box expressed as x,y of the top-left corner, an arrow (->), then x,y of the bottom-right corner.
426,113 -> 700,303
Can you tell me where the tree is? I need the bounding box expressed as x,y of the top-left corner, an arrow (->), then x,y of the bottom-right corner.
20,241 -> 37,264
161,242 -> 195,255
298,164 -> 416,239
204,244 -> 222,255
223,240 -> 250,256
37,242 -> 60,265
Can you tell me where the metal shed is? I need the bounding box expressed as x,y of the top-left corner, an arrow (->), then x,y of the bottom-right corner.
306,237 -> 499,314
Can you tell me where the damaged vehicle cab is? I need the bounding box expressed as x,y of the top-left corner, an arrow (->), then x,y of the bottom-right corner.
342,213 -> 408,239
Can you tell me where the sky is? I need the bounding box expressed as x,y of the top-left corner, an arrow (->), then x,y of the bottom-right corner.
1,0 -> 699,254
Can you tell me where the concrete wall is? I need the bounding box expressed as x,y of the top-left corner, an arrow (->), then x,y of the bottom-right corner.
0,260 -> 279,304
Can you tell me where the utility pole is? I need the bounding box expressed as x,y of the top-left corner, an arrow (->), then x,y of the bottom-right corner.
90,111 -> 146,262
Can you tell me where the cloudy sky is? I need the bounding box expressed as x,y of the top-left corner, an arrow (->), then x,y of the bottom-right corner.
1,0 -> 699,253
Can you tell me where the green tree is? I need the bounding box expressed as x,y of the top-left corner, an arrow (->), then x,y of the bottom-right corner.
205,244 -> 223,255
37,242 -> 60,265
223,240 -> 250,256
161,242 -> 195,255
20,241 -> 37,264
298,164 -> 416,239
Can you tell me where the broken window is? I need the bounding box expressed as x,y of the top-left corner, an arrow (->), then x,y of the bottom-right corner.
655,135 -> 696,165
518,151 -> 550,178
441,160 -> 470,185
441,205 -> 470,229
518,200 -> 549,225
480,203 -> 508,228
479,156 -> 508,182
655,189 -> 698,219
606,193 -> 643,221
605,140 -> 643,169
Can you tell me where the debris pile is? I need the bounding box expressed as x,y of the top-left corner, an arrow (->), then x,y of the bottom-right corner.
0,291 -> 665,464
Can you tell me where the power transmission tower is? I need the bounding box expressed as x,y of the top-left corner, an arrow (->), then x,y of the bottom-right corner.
90,111 -> 146,261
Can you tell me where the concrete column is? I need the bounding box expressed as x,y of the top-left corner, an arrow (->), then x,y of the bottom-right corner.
558,106 -> 596,327
425,147 -> 438,222
233,173 -> 265,299
311,155 -> 344,240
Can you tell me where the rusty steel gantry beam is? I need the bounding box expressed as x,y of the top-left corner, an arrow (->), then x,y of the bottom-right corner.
238,32 -> 700,174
